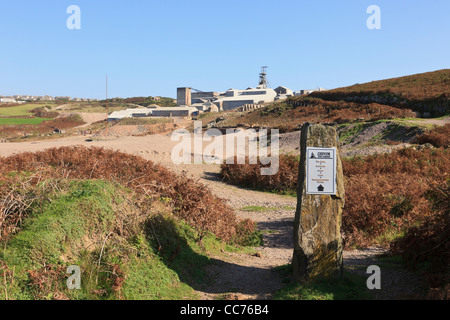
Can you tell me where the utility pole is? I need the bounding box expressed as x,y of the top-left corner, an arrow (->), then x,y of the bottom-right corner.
105,74 -> 108,137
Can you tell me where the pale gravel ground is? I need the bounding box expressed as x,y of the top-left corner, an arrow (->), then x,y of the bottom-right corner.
0,129 -> 426,300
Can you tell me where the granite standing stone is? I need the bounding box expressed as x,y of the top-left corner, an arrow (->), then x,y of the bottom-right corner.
293,123 -> 345,282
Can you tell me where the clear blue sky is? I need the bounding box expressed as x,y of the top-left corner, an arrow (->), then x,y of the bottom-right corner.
0,0 -> 449,99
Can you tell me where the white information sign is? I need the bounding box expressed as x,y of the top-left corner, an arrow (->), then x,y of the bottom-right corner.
306,147 -> 337,195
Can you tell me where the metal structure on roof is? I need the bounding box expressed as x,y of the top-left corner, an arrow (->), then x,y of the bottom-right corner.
258,66 -> 270,89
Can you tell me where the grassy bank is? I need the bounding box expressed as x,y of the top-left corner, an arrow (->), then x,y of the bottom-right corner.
273,265 -> 372,300
0,178 -> 246,300
0,146 -> 263,300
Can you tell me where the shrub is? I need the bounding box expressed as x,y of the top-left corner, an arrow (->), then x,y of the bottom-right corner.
0,146 -> 253,244
413,124 -> 450,148
220,147 -> 450,294
220,148 -> 449,248
390,182 -> 450,298
220,154 -> 299,193
233,219 -> 264,247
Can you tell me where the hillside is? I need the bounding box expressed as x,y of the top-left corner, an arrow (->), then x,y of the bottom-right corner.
100,96 -> 177,108
206,69 -> 449,132
0,96 -> 177,142
311,69 -> 450,116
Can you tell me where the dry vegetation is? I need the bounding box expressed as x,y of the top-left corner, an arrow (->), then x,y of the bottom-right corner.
311,69 -> 450,116
0,146 -> 255,244
0,146 -> 267,299
0,114 -> 85,141
96,118 -> 178,137
220,147 -> 449,296
412,123 -> 450,148
206,70 -> 449,133
210,93 -> 418,133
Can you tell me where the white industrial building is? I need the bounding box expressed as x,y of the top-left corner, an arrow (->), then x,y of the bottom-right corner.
191,101 -> 219,113
274,86 -> 294,100
176,67 -> 297,111
108,108 -> 152,121
107,67 -> 327,122
213,87 -> 278,111
151,106 -> 198,117
107,106 -> 199,121
294,87 -> 328,96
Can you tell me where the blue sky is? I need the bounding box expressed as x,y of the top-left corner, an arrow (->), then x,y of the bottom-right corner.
0,0 -> 449,99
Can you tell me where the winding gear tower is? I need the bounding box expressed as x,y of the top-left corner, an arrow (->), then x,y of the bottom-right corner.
258,66 -> 270,89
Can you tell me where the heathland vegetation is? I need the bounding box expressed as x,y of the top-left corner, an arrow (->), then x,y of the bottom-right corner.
0,103 -> 85,141
0,147 -> 261,300
0,70 -> 448,300
0,96 -> 177,141
204,69 -> 449,133
220,129 -> 449,297
216,70 -> 449,298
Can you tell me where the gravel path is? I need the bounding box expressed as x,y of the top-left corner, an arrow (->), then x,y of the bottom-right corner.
344,248 -> 424,300
173,163 -> 424,300
163,144 -> 425,300
161,162 -> 297,300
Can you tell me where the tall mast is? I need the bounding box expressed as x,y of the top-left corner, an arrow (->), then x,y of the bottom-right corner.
105,74 -> 108,136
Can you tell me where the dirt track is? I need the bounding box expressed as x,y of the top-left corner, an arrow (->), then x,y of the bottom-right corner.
0,133 -> 296,299
76,113 -> 107,128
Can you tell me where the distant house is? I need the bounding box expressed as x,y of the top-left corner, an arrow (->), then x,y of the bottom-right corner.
0,97 -> 16,103
39,95 -> 55,101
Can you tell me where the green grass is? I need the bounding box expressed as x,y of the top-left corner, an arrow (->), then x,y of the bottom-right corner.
0,180 -> 122,299
391,118 -> 439,130
372,117 -> 447,130
273,265 -> 373,300
0,104 -> 47,116
259,188 -> 297,198
241,205 -> 296,212
0,117 -> 52,125
117,117 -> 171,126
374,228 -> 406,245
63,102 -> 126,113
338,122 -> 376,143
241,206 -> 270,212
0,178 -> 245,300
